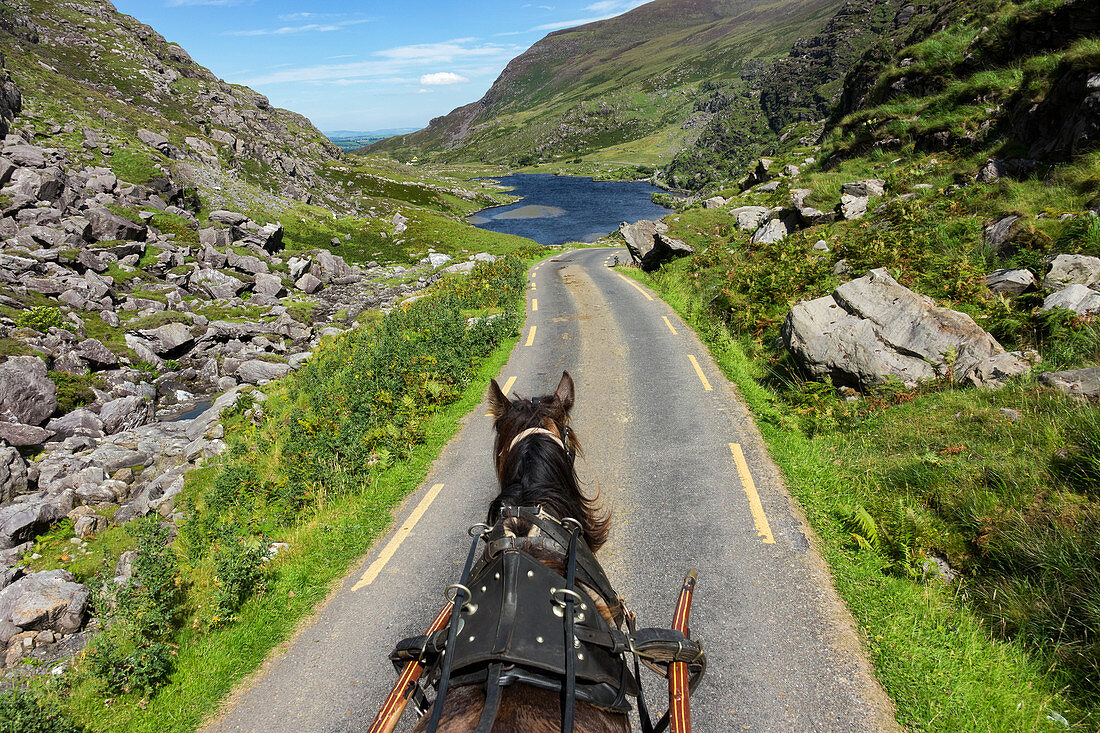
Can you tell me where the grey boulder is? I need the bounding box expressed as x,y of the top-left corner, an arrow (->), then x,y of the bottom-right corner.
984,215 -> 1020,252
985,269 -> 1036,295
139,321 -> 194,357
781,268 -> 1028,389
619,220 -> 693,271
236,360 -> 291,385
1041,284 -> 1100,315
1042,254 -> 1100,290
0,446 -> 27,503
1039,367 -> 1100,398
0,569 -> 88,634
98,396 -> 150,435
0,492 -> 73,550
86,207 -> 146,241
73,338 -> 118,368
0,357 -> 56,427
838,194 -> 868,220
209,210 -> 249,226
841,179 -> 885,197
45,409 -> 104,440
253,272 -> 285,298
0,423 -> 52,447
730,206 -> 769,231
295,273 -> 322,294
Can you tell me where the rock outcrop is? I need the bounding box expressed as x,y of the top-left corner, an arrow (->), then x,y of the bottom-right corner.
781,268 -> 1029,388
1039,367 -> 1100,398
620,220 -> 694,271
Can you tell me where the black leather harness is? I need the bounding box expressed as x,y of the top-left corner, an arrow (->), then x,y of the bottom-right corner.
390,506 -> 706,733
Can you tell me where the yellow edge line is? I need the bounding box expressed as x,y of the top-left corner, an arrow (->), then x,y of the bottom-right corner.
687,354 -> 712,391
525,325 -> 536,347
352,483 -> 446,590
532,298 -> 538,312
730,444 -> 775,544
662,316 -> 678,335
614,271 -> 653,301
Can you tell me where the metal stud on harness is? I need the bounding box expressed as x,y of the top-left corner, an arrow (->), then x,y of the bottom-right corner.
367,507 -> 706,733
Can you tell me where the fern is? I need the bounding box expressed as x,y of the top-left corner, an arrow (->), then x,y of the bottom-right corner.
838,503 -> 880,550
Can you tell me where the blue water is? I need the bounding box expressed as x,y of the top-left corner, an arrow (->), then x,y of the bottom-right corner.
469,174 -> 670,246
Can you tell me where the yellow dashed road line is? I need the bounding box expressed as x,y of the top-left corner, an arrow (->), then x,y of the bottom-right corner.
614,271 -> 653,301
352,483 -> 446,591
532,298 -> 538,312
525,325 -> 537,347
687,354 -> 712,391
729,444 -> 775,544
663,316 -> 678,335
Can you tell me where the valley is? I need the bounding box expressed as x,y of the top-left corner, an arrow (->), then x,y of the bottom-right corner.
0,0 -> 1098,730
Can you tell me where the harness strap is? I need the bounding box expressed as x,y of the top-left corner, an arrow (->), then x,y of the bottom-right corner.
506,426 -> 565,454
474,663 -> 505,733
425,529 -> 484,733
562,522 -> 581,733
393,627 -> 703,671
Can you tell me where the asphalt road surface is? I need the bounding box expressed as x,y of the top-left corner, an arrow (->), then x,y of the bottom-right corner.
204,248 -> 898,733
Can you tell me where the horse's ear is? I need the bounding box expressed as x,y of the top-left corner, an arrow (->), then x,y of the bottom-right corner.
488,379 -> 510,419
555,371 -> 575,412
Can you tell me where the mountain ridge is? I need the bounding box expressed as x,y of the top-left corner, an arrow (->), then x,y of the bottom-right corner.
367,0 -> 842,165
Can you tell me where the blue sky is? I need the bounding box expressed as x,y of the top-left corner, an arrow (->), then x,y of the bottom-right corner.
111,0 -> 650,134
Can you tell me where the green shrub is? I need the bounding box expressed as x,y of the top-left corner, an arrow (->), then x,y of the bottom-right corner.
211,531 -> 267,626
15,306 -> 65,333
0,687 -> 87,733
48,372 -> 104,415
87,518 -> 182,696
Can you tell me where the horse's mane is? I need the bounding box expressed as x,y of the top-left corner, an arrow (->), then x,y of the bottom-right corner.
488,376 -> 609,553
489,433 -> 609,552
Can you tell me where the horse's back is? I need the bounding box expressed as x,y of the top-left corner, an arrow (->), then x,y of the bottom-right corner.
413,684 -> 630,733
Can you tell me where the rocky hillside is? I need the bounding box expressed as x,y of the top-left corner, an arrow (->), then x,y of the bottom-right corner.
368,0 -> 843,167
0,0 -> 344,209
0,0 -> 531,698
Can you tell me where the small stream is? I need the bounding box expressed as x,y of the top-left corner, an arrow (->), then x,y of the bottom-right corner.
469,173 -> 671,246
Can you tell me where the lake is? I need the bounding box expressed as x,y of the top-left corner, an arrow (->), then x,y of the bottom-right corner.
468,174 -> 670,246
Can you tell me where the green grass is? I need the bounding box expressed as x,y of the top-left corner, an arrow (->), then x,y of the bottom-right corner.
626,264 -> 1091,730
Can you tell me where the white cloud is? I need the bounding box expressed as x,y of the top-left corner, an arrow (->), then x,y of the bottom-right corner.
585,0 -> 648,10
419,72 -> 469,86
225,18 -> 369,37
519,0 -> 649,32
166,0 -> 247,5
238,39 -> 521,86
530,16 -> 607,31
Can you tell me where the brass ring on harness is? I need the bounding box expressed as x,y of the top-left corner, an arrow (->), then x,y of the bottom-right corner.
445,583 -> 472,603
550,587 -> 583,607
467,522 -> 491,538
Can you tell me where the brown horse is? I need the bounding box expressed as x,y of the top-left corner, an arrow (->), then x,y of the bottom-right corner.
413,371 -> 629,733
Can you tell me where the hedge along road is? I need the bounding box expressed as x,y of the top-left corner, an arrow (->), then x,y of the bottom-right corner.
203,248 -> 899,733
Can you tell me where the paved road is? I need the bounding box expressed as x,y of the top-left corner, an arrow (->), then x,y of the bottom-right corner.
204,248 -> 898,732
